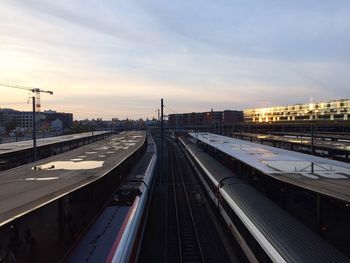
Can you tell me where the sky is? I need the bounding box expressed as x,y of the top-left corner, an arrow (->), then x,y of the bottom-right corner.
0,0 -> 349,119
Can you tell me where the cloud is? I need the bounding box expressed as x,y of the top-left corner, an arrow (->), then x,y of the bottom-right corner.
0,0 -> 349,119
12,0 -> 144,43
132,0 -> 350,61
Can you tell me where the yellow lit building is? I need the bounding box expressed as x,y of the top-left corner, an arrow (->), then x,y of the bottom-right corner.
244,99 -> 350,123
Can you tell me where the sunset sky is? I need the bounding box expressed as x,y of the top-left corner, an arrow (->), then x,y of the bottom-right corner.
0,0 -> 349,119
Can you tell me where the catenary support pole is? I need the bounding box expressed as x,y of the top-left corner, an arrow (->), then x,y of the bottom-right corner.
160,98 -> 164,186
32,96 -> 37,162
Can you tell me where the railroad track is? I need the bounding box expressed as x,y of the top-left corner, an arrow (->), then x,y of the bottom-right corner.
167,142 -> 205,263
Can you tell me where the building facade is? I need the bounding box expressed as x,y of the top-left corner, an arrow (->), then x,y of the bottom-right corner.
168,110 -> 243,127
42,110 -> 73,130
0,108 -> 73,131
244,99 -> 350,123
0,109 -> 37,129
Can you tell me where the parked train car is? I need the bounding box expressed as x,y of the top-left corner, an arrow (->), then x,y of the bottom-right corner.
66,135 -> 157,263
179,136 -> 349,263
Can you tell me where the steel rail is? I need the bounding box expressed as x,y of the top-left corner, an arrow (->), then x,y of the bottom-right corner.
170,146 -> 183,262
172,144 -> 205,263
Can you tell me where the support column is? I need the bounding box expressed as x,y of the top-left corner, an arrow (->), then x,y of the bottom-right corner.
160,98 -> 164,188
58,198 -> 65,241
316,193 -> 322,235
32,97 -> 37,162
311,124 -> 315,155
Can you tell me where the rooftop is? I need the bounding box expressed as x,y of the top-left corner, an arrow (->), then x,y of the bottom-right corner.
0,131 -> 145,226
0,131 -> 110,155
189,132 -> 350,202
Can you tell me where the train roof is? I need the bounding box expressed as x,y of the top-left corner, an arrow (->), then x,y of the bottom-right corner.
181,137 -> 350,262
67,206 -> 130,263
67,134 -> 157,262
222,182 -> 350,262
180,138 -> 233,184
189,132 -> 350,202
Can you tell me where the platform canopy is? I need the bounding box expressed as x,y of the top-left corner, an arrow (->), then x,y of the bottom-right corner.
0,131 -> 145,227
189,132 -> 350,202
0,131 -> 111,155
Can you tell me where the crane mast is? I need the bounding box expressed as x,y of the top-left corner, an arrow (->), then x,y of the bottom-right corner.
34,89 -> 41,112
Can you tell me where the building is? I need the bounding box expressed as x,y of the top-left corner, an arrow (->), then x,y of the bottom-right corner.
51,119 -> 63,131
223,110 -> 243,124
0,110 -> 5,130
42,110 -> 73,130
0,108 -> 73,132
168,110 -> 243,128
0,108 -> 38,129
244,99 -> 350,123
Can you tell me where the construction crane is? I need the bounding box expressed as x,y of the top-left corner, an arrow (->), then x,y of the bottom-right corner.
0,83 -> 53,112
0,82 -> 53,161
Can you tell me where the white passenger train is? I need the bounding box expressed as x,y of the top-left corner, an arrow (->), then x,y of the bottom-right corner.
67,135 -> 157,263
179,136 -> 349,263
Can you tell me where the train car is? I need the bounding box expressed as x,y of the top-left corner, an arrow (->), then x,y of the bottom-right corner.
179,136 -> 350,263
66,135 -> 157,263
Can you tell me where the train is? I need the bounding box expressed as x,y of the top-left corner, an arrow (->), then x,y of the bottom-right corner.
66,134 -> 157,263
179,136 -> 350,263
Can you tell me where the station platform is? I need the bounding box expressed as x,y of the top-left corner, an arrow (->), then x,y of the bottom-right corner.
190,132 -> 350,202
0,131 -> 145,227
0,131 -> 112,171
265,131 -> 350,142
232,132 -> 350,160
0,131 -> 110,156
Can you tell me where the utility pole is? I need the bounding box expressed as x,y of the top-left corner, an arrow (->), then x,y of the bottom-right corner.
32,96 -> 37,161
211,108 -> 213,134
176,114 -> 179,131
157,109 -> 160,128
221,112 -> 224,135
161,100 -> 164,162
160,99 -> 164,187
311,124 -> 315,173
311,124 -> 315,155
